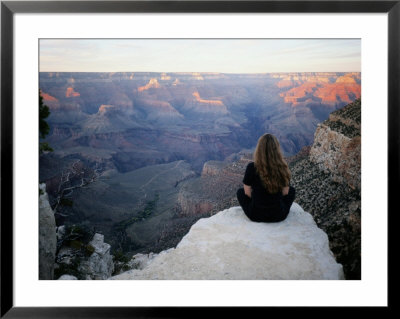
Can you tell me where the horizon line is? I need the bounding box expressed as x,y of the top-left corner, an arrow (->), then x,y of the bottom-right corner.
39,71 -> 361,74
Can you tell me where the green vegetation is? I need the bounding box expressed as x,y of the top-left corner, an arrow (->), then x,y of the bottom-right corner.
39,90 -> 53,154
110,193 -> 160,254
112,249 -> 132,275
331,98 -> 361,125
113,249 -> 130,264
57,224 -> 95,253
55,224 -> 97,279
113,193 -> 160,232
54,256 -> 83,280
325,120 -> 360,138
85,244 -> 95,257
324,98 -> 361,138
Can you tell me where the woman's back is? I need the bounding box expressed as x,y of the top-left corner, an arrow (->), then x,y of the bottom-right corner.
243,162 -> 282,207
236,133 -> 296,223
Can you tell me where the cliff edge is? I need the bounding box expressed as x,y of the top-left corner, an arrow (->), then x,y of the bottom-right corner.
289,98 -> 361,279
111,203 -> 344,280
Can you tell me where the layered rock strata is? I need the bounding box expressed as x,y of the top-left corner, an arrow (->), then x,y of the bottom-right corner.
309,99 -> 361,190
289,99 -> 361,279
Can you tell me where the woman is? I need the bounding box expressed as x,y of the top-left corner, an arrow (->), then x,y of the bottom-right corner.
237,133 -> 295,222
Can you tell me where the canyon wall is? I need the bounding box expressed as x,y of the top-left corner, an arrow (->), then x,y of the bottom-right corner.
289,99 -> 361,279
309,99 -> 361,190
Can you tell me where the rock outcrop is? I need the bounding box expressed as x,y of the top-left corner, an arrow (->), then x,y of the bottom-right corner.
289,149 -> 361,279
137,78 -> 160,92
182,91 -> 229,115
289,99 -> 361,279
39,184 -> 57,280
55,230 -> 115,280
111,204 -> 343,280
176,157 -> 250,217
65,87 -> 80,97
310,98 -> 361,190
78,233 -> 114,280
201,160 -> 229,177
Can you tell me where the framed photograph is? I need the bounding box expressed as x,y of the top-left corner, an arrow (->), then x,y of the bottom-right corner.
1,0 -> 396,316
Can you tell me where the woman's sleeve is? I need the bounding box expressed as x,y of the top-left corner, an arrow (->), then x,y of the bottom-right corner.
243,163 -> 254,186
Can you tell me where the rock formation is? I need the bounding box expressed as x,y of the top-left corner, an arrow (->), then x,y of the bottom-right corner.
176,157 -> 250,217
78,233 -> 115,280
137,78 -> 160,92
111,204 -> 344,280
287,99 -> 361,279
277,72 -> 360,106
41,92 -> 58,102
182,91 -> 228,115
65,87 -> 80,98
310,99 -> 361,190
39,184 -> 57,280
55,230 -> 115,280
39,185 -> 115,280
201,160 -> 229,177
288,147 -> 361,279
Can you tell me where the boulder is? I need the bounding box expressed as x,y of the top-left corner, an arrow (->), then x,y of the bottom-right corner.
111,203 -> 344,280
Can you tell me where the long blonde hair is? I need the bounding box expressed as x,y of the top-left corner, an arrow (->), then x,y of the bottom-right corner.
254,133 -> 291,193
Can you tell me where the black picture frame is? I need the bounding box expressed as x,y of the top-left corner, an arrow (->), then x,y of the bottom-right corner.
1,0 -> 396,317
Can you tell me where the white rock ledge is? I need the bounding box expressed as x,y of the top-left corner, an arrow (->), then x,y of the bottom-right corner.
111,203 -> 344,280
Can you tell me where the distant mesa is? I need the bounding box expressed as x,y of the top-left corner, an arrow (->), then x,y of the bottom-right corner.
314,83 -> 360,103
161,73 -> 171,80
191,72 -> 204,80
274,72 -> 333,83
41,91 -> 60,110
65,87 -> 80,98
276,79 -> 302,88
138,78 -> 160,92
41,92 -> 58,102
98,104 -> 115,114
180,91 -> 228,116
280,82 -> 319,104
192,91 -> 224,106
136,98 -> 184,120
335,75 -> 357,83
279,73 -> 361,106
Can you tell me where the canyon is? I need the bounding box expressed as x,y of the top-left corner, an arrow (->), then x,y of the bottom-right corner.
39,72 -> 361,278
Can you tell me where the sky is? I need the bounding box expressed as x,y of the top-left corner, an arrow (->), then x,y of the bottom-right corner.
39,39 -> 361,73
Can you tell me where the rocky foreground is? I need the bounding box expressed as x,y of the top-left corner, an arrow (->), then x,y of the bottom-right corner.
111,204 -> 344,280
